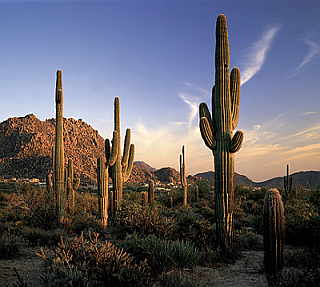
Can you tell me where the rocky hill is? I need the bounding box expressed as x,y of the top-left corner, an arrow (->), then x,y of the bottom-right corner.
0,114 -> 104,184
0,114 -> 179,185
134,161 -> 156,174
154,167 -> 180,184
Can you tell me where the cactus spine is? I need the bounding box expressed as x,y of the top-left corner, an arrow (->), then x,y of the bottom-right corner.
199,14 -> 243,250
54,70 -> 66,224
148,179 -> 155,205
179,145 -> 188,208
263,188 -> 285,275
283,164 -> 292,198
108,97 -> 135,213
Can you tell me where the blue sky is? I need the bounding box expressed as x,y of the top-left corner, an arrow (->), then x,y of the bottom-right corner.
0,0 -> 319,181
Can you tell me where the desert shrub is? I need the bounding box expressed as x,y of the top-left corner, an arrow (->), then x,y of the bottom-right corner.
166,208 -> 215,250
119,234 -> 200,275
196,180 -> 210,200
112,200 -> 175,239
191,206 -> 215,223
285,199 -> 320,246
68,214 -> 102,235
268,267 -> 320,287
38,232 -> 151,287
1,185 -> 57,229
0,229 -> 24,259
73,192 -> 98,217
20,227 -> 65,247
237,231 -> 263,250
198,248 -> 220,267
266,247 -> 320,287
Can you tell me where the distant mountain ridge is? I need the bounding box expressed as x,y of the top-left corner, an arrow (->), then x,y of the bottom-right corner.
0,114 -> 318,188
194,170 -> 320,189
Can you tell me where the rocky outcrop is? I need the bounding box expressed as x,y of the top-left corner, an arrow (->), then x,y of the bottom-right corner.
0,114 -> 104,184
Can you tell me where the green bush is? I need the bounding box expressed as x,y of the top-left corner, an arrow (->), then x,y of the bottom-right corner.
119,234 -> 200,275
112,200 -> 175,239
167,208 -> 215,250
20,227 -> 66,247
285,199 -> 320,246
237,231 -> 263,250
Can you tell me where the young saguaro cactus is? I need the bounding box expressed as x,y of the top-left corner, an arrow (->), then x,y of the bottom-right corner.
107,97 -> 135,213
46,146 -> 55,194
54,70 -> 66,224
179,146 -> 188,208
283,164 -> 292,198
65,159 -> 80,213
199,14 -> 244,251
148,179 -> 155,205
263,188 -> 285,275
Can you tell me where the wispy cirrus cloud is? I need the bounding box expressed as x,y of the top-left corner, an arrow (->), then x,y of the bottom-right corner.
178,93 -> 199,126
241,25 -> 280,85
296,40 -> 320,71
302,111 -> 318,116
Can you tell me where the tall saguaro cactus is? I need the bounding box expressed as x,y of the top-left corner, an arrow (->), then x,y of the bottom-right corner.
263,188 -> 285,276
107,97 -> 134,213
199,14 -> 244,250
54,70 -> 66,224
179,146 -> 188,208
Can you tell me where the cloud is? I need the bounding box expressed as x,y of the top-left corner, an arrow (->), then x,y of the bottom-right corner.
240,25 -> 280,85
296,40 -> 320,71
302,111 -> 318,116
178,92 -> 201,126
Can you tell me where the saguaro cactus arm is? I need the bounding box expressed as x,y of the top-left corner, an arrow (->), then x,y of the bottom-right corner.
230,67 -> 241,129
105,131 -> 119,167
200,117 -> 216,150
121,129 -> 131,168
230,130 -> 243,153
123,144 -> 134,182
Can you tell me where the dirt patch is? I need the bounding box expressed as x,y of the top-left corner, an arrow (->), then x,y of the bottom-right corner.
0,247 -> 44,287
187,251 -> 268,287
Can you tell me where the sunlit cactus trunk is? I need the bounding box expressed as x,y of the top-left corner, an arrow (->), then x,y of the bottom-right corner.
263,188 -> 285,276
108,98 -> 134,214
199,15 -> 243,251
54,70 -> 65,224
179,146 -> 188,208
97,157 -> 109,228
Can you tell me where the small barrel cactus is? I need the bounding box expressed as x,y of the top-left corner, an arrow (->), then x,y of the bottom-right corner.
263,188 -> 285,275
